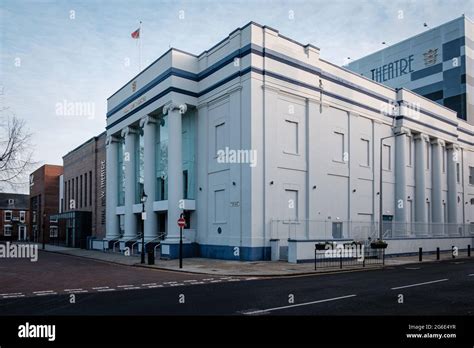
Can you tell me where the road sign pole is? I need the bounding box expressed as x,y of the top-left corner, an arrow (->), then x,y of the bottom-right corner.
179,226 -> 183,269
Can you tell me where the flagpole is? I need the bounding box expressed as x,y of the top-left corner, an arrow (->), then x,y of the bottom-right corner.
139,21 -> 142,72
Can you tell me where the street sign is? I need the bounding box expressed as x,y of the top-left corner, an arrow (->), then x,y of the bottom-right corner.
178,217 -> 186,228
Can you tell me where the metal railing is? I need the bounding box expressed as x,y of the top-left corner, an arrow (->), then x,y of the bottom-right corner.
314,243 -> 385,270
269,219 -> 474,244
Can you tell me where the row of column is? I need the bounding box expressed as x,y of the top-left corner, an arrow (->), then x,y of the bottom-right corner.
394,130 -> 460,236
105,103 -> 187,242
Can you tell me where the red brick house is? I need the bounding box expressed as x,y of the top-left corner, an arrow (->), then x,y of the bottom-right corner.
0,193 -> 29,241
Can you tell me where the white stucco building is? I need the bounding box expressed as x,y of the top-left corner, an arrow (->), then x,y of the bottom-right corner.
101,22 -> 474,262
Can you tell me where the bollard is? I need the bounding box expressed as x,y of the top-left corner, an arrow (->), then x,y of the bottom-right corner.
452,245 -> 456,259
436,247 -> 440,260
147,247 -> 155,265
468,245 -> 471,257
419,247 -> 422,262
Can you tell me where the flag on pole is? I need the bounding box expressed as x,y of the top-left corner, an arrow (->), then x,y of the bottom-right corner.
131,28 -> 140,39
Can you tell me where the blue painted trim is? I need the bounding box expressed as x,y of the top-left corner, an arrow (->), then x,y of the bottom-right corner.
159,242 -> 271,261
386,236 -> 473,240
107,44 -> 463,135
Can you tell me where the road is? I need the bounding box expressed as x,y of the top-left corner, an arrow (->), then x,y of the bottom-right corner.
0,251 -> 473,315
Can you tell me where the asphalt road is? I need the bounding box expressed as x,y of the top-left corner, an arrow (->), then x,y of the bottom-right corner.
0,252 -> 473,315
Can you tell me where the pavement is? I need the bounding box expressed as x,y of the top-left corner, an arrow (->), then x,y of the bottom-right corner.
30,242 -> 472,276
1,256 -> 473,315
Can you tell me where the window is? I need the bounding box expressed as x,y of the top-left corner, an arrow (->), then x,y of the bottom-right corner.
32,211 -> 37,223
8,199 -> 14,205
284,120 -> 299,155
80,174 -> 83,208
18,225 -> 26,240
407,136 -> 412,166
215,122 -> 225,156
383,144 -> 391,170
89,171 -> 92,206
183,170 -> 188,199
470,198 -> 474,205
469,167 -> 474,185
361,138 -> 370,167
4,225 -> 12,236
285,189 -> 298,220
214,189 -> 226,223
333,132 -> 345,162
4,210 -> 12,222
84,173 -> 87,207
332,222 -> 343,239
19,211 -> 26,223
49,226 -> 58,238
456,163 -> 460,183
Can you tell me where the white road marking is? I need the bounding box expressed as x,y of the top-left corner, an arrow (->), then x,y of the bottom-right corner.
210,280 -> 222,283
2,294 -> 25,298
193,282 -> 204,284
64,288 -> 84,292
468,274 -> 474,276
245,277 -> 258,281
147,285 -> 164,288
203,278 -> 214,281
169,283 -> 182,287
98,288 -> 116,292
183,280 -> 197,283
391,278 -> 449,290
33,290 -> 55,294
0,292 -> 23,296
35,292 -> 57,296
141,283 -> 157,286
163,281 -> 177,284
243,294 -> 357,315
117,285 -> 135,288
122,287 -> 140,290
228,279 -> 241,282
92,287 -> 110,290
404,267 -> 420,270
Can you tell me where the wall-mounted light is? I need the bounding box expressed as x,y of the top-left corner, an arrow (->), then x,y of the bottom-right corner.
270,181 -> 274,185
232,182 -> 236,186
199,187 -> 202,191
352,189 -> 356,193
312,185 -> 317,189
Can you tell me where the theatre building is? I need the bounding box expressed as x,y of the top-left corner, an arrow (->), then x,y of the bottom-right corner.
101,21 -> 474,262
347,15 -> 473,123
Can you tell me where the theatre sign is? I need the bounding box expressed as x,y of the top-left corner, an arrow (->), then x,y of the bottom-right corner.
370,55 -> 414,83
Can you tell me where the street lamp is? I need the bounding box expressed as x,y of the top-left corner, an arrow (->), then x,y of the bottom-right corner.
379,132 -> 406,239
140,190 -> 147,264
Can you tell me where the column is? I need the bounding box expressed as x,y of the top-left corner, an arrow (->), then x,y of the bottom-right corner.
394,129 -> 410,236
414,133 -> 428,235
164,103 -> 186,242
121,126 -> 138,239
431,139 -> 445,235
447,144 -> 459,235
140,115 -> 158,240
105,135 -> 120,239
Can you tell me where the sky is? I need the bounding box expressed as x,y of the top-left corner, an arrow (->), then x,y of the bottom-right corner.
1,0 -> 473,193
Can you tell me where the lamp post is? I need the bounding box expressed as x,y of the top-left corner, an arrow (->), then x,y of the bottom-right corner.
140,190 -> 147,264
379,132 -> 406,239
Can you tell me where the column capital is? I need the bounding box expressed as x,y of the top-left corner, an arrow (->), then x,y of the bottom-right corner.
394,126 -> 411,136
139,115 -> 157,128
446,143 -> 460,151
430,138 -> 445,146
163,102 -> 187,115
106,135 -> 120,146
121,126 -> 138,138
414,133 -> 429,142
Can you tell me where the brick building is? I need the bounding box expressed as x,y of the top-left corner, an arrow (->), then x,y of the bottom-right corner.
29,164 -> 63,243
58,132 -> 107,243
0,193 -> 29,241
